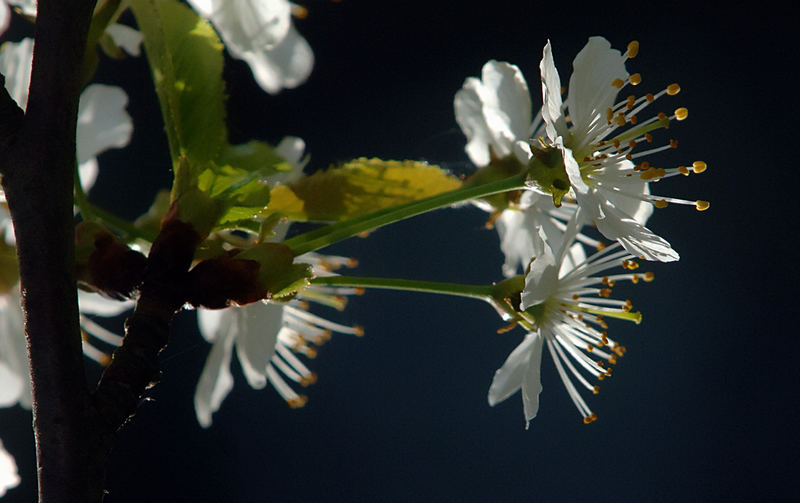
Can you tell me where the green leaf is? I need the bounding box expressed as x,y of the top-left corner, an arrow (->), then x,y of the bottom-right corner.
266,158 -> 463,222
131,0 -> 290,231
131,0 -> 226,170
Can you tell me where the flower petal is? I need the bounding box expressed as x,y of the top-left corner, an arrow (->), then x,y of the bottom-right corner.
520,331 -> 545,428
566,37 -> 627,142
77,291 -> 134,316
105,23 -> 143,57
591,199 -> 679,262
539,40 -> 566,141
0,37 -> 33,109
454,77 -> 492,166
76,84 -> 133,165
488,331 -> 542,407
194,323 -> 236,428
0,439 -> 20,497
239,23 -> 314,94
233,301 -> 284,389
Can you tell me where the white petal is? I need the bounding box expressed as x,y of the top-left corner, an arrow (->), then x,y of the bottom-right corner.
479,61 -> 532,155
539,40 -> 566,141
554,136 -> 588,194
238,23 -> 314,94
0,37 -> 33,109
77,291 -> 134,316
0,363 -> 23,407
193,324 -> 236,428
454,78 -> 492,166
488,331 -> 543,407
566,37 -> 627,139
1,5 -> 10,36
7,0 -> 36,17
592,199 -> 679,262
520,230 -> 559,310
78,158 -> 99,194
197,308 -> 229,342
0,439 -> 20,497
599,159 -> 654,225
520,331 -> 545,427
273,136 -> 308,184
76,84 -> 133,165
232,302 -> 284,389
105,23 -> 143,57
0,289 -> 30,409
202,0 -> 292,51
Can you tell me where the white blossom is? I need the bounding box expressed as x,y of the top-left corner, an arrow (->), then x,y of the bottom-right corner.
488,218 -> 648,427
533,37 -> 708,261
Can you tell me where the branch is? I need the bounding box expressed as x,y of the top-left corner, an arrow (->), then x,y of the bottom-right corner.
0,0 -> 99,501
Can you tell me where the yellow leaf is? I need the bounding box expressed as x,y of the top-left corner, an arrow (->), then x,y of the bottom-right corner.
265,158 -> 462,222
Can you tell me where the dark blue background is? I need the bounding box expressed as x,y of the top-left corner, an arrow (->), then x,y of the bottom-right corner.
2,1 -> 796,501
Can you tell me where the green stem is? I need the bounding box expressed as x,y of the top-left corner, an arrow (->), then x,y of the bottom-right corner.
312,275 -> 494,302
74,172 -> 157,243
284,173 -> 526,256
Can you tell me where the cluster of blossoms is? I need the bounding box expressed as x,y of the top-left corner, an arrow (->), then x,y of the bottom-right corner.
0,0 -> 317,494
0,0 -> 708,494
455,37 -> 707,426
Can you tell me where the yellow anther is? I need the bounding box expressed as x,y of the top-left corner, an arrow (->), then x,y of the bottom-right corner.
622,259 -> 639,270
300,373 -> 318,387
612,78 -> 625,89
632,274 -> 640,284
629,73 -> 642,85
669,139 -> 678,148
596,242 -> 606,251
314,331 -> 332,345
645,93 -> 655,102
586,344 -> 594,352
692,160 -> 707,173
354,287 -> 366,296
346,257 -> 359,268
608,355 -> 618,364
674,107 -> 689,120
695,200 -> 710,211
639,167 -> 666,181
643,272 -> 655,282
291,4 -> 308,18
630,115 -> 638,124
678,166 -> 689,175
583,413 -> 598,424
628,139 -> 637,149
606,107 -> 614,122
496,321 -> 517,334
627,41 -> 640,58
354,325 -> 365,337
288,395 -> 308,409
654,199 -> 668,208
644,133 -> 653,143
601,334 -> 609,345
657,112 -> 668,121
572,294 -> 580,300
667,83 -> 681,96
615,113 -> 627,126
305,347 -> 318,359
599,288 -> 612,298
626,95 -> 636,109
593,385 -> 601,395
99,353 -> 112,367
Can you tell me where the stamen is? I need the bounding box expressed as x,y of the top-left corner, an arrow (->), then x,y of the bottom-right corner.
626,41 -> 639,59
674,107 -> 688,121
